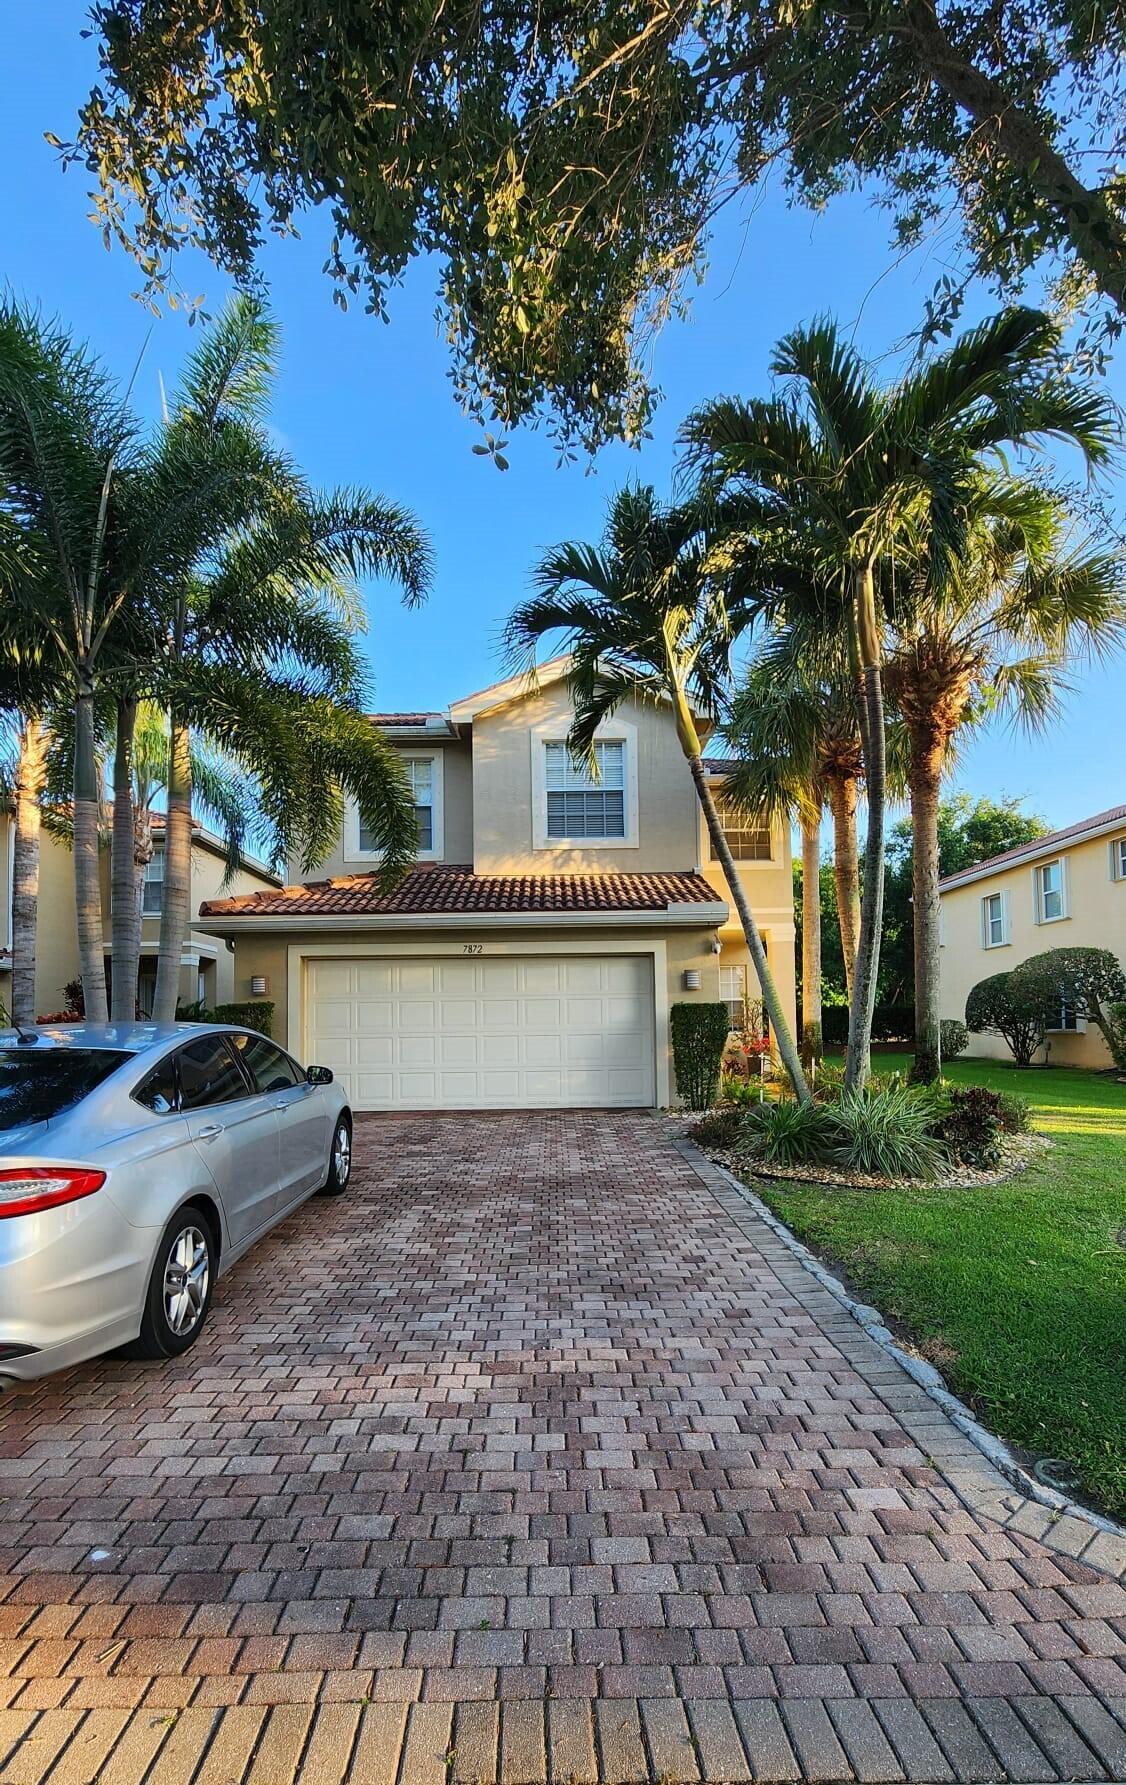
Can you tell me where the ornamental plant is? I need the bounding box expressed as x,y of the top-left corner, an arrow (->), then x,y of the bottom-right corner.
1009,948 -> 1126,1070
670,1002 -> 732,1111
965,971 -> 1050,1067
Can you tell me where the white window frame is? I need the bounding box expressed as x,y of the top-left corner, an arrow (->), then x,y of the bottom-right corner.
344,750 -> 444,864
530,718 -> 639,851
980,889 -> 1009,949
142,848 -> 164,917
1109,836 -> 1126,882
708,798 -> 774,863
1047,999 -> 1087,1035
1033,856 -> 1069,925
719,964 -> 747,1026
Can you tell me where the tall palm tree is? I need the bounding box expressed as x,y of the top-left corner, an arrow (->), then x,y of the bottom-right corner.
887,480 -> 1126,1081
505,484 -> 812,1104
683,308 -> 1115,1088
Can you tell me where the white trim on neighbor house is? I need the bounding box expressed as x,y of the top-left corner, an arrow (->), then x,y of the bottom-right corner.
529,717 -> 640,852
343,749 -> 445,865
1032,856 -> 1069,925
194,903 -> 729,935
288,936 -> 674,1107
939,810 -> 1126,892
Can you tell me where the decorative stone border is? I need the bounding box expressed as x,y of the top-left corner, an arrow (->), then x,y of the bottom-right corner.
673,1134 -> 1126,1582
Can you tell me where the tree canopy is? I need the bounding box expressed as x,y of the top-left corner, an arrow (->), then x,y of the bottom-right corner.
70,0 -> 1126,453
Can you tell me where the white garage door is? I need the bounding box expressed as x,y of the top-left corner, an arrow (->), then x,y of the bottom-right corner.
305,954 -> 656,1110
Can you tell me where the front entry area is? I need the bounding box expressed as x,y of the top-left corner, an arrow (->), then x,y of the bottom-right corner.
304,952 -> 657,1109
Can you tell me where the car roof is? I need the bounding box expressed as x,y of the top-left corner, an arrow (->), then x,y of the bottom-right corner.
0,1022 -> 248,1056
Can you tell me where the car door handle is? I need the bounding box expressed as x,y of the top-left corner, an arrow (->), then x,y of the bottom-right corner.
196,1123 -> 224,1139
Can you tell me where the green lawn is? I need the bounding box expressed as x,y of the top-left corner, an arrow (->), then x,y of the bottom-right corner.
754,1053 -> 1126,1518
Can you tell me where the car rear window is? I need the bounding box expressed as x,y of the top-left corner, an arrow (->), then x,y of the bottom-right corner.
0,1048 -> 131,1130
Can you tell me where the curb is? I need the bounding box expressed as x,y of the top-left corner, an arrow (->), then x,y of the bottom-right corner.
673,1136 -> 1126,1582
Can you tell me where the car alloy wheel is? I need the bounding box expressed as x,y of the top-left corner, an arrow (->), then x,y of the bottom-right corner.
332,1120 -> 351,1187
162,1224 -> 210,1337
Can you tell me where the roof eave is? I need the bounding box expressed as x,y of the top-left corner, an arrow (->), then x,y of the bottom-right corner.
193,902 -> 729,934
939,810 -> 1126,893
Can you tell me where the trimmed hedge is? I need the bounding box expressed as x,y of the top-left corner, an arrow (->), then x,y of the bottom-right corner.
178,998 -> 275,1037
671,1001 -> 730,1110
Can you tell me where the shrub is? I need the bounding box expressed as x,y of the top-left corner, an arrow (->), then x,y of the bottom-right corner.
940,1018 -> 969,1060
671,1002 -> 731,1110
1010,947 -> 1126,1070
996,1091 -> 1031,1134
689,1109 -> 745,1151
830,1086 -> 949,1179
720,1074 -> 762,1110
175,998 -> 275,1037
737,1097 -> 840,1167
936,1086 -> 1003,1169
965,971 -> 1048,1067
811,1061 -> 847,1101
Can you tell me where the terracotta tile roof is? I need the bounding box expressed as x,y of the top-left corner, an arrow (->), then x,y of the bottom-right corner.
368,712 -> 445,726
702,756 -> 737,775
199,863 -> 721,920
939,804 -> 1126,889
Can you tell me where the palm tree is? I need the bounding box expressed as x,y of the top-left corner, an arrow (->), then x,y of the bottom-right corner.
887,480 -> 1126,1081
145,301 -> 432,1022
683,308 -> 1115,1089
0,297 -> 432,1025
505,484 -> 812,1104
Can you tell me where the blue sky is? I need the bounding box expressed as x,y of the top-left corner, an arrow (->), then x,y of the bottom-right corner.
6,2 -> 1125,832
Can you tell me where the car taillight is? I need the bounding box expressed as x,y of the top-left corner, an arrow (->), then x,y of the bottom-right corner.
0,1168 -> 106,1218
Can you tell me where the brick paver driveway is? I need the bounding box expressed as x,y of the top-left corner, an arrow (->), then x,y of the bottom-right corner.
1,1112 -> 1124,1784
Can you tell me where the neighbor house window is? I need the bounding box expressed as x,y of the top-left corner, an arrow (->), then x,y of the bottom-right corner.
709,799 -> 772,862
981,890 -> 1006,948
720,965 -> 747,1025
142,850 -> 164,916
1035,858 -> 1067,923
544,740 -> 626,840
1049,1000 -> 1080,1032
357,754 -> 440,857
1111,837 -> 1126,881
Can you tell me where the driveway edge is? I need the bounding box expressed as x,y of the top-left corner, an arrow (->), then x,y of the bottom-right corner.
672,1136 -> 1126,1583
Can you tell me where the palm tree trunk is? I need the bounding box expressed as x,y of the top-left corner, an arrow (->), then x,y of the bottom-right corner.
688,753 -> 811,1104
826,772 -> 861,1002
73,670 -> 109,1023
799,798 -> 823,1077
908,738 -> 944,1085
10,718 -> 47,1026
132,803 -> 153,1013
152,711 -> 192,1023
845,565 -> 887,1093
110,694 -> 140,1021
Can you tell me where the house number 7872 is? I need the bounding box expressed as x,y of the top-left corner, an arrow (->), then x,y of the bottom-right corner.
462,943 -> 485,955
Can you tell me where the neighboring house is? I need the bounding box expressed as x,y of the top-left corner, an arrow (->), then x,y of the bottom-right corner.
938,803 -> 1126,1067
0,808 -> 280,1019
198,660 -> 797,1110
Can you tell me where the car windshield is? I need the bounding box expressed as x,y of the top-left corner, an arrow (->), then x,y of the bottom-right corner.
0,1048 -> 131,1131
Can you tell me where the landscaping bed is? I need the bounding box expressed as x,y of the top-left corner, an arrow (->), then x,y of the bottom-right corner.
694,1127 -> 1048,1192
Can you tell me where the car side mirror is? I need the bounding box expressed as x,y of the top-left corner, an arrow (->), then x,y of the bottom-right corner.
306,1064 -> 334,1086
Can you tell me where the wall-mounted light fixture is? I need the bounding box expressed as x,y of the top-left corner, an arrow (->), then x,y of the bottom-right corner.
682,969 -> 701,991
710,937 -> 722,955
250,974 -> 269,997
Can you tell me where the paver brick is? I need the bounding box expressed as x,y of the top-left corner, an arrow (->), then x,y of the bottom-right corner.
0,1113 -> 1121,1784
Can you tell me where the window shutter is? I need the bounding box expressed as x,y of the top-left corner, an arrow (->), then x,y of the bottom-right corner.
1059,855 -> 1070,918
1001,889 -> 1011,944
1032,866 -> 1041,923
1110,840 -> 1120,883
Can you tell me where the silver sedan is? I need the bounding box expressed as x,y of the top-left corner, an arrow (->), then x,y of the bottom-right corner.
0,1023 -> 352,1384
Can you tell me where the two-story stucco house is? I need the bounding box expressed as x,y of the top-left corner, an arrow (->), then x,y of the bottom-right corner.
938,803 -> 1126,1067
198,661 -> 797,1109
0,809 -> 279,1019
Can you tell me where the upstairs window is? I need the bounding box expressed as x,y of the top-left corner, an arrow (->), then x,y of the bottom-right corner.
981,890 -> 1008,948
544,741 -> 626,840
709,799 -> 772,862
354,753 -> 442,860
142,849 -> 164,916
1035,858 -> 1067,923
1110,837 -> 1126,881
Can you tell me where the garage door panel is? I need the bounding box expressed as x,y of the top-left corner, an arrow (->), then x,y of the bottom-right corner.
306,954 -> 655,1110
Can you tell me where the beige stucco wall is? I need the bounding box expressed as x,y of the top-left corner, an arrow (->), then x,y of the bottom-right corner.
939,825 -> 1126,1067
470,685 -> 700,873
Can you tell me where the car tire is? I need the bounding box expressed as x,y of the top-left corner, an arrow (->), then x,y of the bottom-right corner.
127,1205 -> 217,1360
319,1113 -> 353,1196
